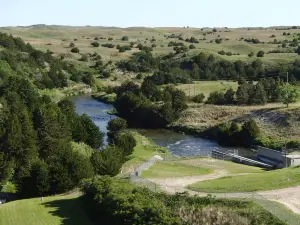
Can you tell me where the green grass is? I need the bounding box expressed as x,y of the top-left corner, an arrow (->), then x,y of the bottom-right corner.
2,25 -> 300,64
121,132 -> 170,175
177,81 -> 238,98
178,157 -> 264,174
188,166 -> 300,193
141,161 -> 212,178
0,193 -> 94,225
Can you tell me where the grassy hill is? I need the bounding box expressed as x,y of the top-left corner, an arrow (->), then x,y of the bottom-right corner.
1,25 -> 300,65
0,193 -> 94,225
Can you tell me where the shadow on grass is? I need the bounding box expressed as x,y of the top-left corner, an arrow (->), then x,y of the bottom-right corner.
42,196 -> 95,225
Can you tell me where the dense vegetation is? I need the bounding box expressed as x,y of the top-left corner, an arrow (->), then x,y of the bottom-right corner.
0,32 -> 93,88
114,81 -> 187,128
81,177 -> 286,225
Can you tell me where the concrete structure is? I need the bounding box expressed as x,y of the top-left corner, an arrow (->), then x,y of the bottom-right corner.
257,146 -> 300,168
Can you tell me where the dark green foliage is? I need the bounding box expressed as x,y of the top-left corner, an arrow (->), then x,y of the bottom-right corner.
248,51 -> 254,57
241,119 -> 261,146
80,114 -> 104,149
218,50 -> 226,55
189,44 -> 196,49
107,118 -> 127,135
121,36 -> 129,41
206,91 -> 225,105
257,50 -> 265,57
114,132 -> 136,156
69,42 -> 75,48
90,146 -> 123,176
224,88 -> 235,104
296,46 -> 300,55
192,93 -> 205,103
91,41 -> 100,47
114,82 -> 187,128
119,45 -> 131,52
82,177 -> 284,225
101,43 -> 115,48
19,160 -> 50,197
71,47 -> 80,53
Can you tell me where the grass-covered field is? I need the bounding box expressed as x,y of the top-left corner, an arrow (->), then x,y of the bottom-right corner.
177,80 -> 238,98
0,193 -> 93,225
188,166 -> 300,192
141,161 -> 212,178
1,25 -> 300,65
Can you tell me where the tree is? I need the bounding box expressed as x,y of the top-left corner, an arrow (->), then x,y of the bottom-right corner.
206,91 -> 224,105
90,146 -> 123,176
241,119 -> 260,146
192,93 -> 205,103
296,46 -> 300,55
91,41 -> 100,47
80,114 -> 104,149
236,83 -> 249,104
257,50 -> 265,57
279,84 -> 300,107
114,132 -> 136,156
224,88 -> 235,104
19,160 -> 50,198
121,36 -> 129,41
71,47 -> 80,53
252,82 -> 267,105
107,118 -> 127,134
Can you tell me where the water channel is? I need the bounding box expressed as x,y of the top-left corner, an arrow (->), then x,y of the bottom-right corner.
72,95 -> 255,157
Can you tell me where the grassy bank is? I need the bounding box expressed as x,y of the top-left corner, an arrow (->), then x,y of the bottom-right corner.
0,193 -> 94,225
120,132 -> 170,175
91,92 -> 116,103
188,166 -> 300,192
141,161 -> 213,178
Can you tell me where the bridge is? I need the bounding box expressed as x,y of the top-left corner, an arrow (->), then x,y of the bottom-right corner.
212,150 -> 273,168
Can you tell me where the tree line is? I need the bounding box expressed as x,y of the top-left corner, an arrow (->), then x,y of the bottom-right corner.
118,50 -> 300,83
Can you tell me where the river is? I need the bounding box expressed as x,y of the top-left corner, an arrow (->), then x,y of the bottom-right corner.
73,95 -> 255,157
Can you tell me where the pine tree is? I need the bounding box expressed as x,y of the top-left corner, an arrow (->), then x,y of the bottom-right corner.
252,82 -> 267,105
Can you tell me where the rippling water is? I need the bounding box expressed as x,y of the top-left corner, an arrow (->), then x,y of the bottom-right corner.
72,95 -> 255,157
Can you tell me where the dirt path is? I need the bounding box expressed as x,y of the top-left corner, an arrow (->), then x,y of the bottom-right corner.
149,172 -> 300,215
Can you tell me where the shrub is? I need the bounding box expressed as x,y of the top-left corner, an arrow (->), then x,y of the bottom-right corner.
192,93 -> 205,103
226,52 -> 233,56
102,43 -> 115,48
189,44 -> 196,49
121,36 -> 129,41
91,41 -> 100,47
69,42 -> 75,48
218,50 -> 226,55
94,37 -> 99,40
248,52 -> 254,57
71,47 -> 80,53
257,50 -> 265,57
213,28 -> 217,32
215,38 -> 222,44
206,91 -> 225,105
108,37 -> 113,41
152,44 -> 156,48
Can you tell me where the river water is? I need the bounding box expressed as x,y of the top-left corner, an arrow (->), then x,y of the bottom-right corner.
72,95 -> 254,157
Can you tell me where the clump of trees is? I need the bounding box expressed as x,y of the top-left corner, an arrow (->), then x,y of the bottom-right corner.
206,78 -> 284,106
114,81 -> 187,128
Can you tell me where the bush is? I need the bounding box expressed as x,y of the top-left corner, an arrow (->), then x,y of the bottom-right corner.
248,52 -> 254,57
107,118 -> 127,134
71,47 -> 80,53
218,50 -> 226,55
192,93 -> 205,103
69,42 -> 75,48
206,91 -> 225,105
102,43 -> 115,48
215,38 -> 222,44
108,37 -> 113,41
152,44 -> 157,48
121,36 -> 129,41
189,44 -> 196,49
257,50 -> 265,57
226,52 -> 233,56
91,41 -> 100,47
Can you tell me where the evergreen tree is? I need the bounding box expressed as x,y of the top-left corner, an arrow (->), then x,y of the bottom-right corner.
252,82 -> 267,105
224,88 -> 235,104
236,83 -> 249,104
